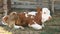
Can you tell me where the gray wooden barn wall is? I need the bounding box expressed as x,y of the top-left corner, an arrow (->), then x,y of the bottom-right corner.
11,0 -> 60,10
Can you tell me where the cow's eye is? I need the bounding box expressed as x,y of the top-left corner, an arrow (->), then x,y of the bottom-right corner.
44,12 -> 46,14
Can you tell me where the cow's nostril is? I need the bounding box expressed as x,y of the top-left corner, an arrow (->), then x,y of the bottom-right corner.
48,16 -> 52,20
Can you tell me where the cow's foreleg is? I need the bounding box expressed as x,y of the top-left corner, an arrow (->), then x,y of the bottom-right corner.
14,25 -> 24,29
42,22 -> 44,27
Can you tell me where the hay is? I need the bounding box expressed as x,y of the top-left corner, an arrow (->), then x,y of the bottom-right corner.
0,27 -> 12,34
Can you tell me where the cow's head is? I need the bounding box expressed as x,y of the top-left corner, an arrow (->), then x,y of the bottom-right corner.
28,8 -> 52,30
41,8 -> 52,23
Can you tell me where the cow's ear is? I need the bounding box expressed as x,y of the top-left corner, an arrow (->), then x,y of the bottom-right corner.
40,8 -> 42,11
36,7 -> 42,13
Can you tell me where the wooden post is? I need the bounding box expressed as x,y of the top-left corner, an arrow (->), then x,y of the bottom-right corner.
3,0 -> 11,16
51,0 -> 55,14
3,0 -> 8,16
7,0 -> 12,15
36,0 -> 41,8
48,0 -> 52,15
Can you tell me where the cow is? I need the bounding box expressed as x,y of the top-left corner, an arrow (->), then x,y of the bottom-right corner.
1,7 -> 52,30
15,7 -> 42,30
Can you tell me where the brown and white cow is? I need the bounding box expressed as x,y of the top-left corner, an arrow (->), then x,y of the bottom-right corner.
2,7 -> 52,30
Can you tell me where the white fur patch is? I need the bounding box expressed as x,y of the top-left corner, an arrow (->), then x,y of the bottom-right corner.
24,12 -> 28,17
24,11 -> 37,16
30,24 -> 42,30
14,25 -> 24,29
28,12 -> 37,16
24,11 -> 37,17
25,13 -> 28,17
29,20 -> 42,30
31,16 -> 34,18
